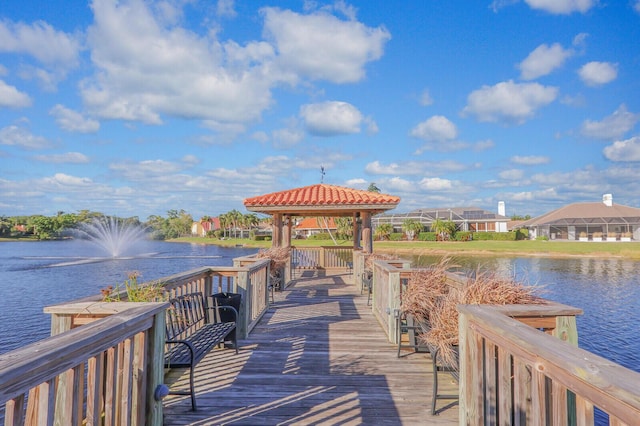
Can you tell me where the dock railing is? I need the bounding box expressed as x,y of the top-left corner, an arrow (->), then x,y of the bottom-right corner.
362,251 -> 640,424
0,302 -> 167,426
459,304 -> 640,424
45,260 -> 271,339
291,246 -> 353,272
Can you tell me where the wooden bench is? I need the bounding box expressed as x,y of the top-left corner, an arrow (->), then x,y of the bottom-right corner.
165,292 -> 238,410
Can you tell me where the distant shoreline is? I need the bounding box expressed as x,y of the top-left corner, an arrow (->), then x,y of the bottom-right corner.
168,237 -> 640,261
3,237 -> 639,260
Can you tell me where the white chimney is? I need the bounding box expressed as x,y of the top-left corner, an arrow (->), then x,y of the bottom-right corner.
603,194 -> 613,207
498,201 -> 506,216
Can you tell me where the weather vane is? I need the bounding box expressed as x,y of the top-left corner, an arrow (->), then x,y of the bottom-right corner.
321,165 -> 325,183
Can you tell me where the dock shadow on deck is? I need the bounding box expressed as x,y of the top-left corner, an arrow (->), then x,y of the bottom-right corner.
163,271 -> 458,425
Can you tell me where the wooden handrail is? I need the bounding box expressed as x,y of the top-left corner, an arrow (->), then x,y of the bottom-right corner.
459,304 -> 640,424
0,303 -> 167,425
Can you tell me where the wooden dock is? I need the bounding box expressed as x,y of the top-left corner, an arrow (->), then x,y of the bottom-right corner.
163,270 -> 458,425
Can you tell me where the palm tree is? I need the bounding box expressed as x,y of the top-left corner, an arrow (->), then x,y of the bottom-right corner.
432,218 -> 456,241
228,209 -> 242,238
335,217 -> 353,239
374,223 -> 393,241
218,213 -> 230,238
402,219 -> 423,241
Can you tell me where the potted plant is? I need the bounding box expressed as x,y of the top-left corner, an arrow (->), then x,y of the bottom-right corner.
101,271 -> 166,302
592,232 -> 603,242
606,232 -> 618,242
622,231 -> 633,242
578,232 -> 588,242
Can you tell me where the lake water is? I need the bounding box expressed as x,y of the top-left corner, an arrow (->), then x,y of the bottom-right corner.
409,255 -> 640,373
0,240 -> 258,353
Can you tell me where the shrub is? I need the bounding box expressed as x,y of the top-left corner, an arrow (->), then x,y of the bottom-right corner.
308,232 -> 332,240
453,231 -> 472,241
418,232 -> 437,241
472,232 -> 518,241
389,232 -> 404,241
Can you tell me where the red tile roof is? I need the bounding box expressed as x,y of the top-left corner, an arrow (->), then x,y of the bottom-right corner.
244,184 -> 400,208
295,217 -> 337,230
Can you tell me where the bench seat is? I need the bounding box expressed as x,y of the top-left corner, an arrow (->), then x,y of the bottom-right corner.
164,292 -> 238,410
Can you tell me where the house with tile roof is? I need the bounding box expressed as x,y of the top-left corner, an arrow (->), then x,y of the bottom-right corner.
520,194 -> 640,241
294,217 -> 337,239
191,217 -> 221,237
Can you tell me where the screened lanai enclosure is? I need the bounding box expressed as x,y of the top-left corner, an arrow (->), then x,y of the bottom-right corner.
371,206 -> 509,233
521,196 -> 640,241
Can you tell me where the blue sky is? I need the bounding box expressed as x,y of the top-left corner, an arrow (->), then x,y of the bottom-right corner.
1,0 -> 639,220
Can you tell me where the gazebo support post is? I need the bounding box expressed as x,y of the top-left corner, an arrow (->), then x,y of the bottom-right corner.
272,213 -> 282,248
362,212 -> 373,254
283,215 -> 292,248
353,212 -> 362,250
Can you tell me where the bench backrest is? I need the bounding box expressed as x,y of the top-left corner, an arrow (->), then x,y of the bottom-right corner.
166,292 -> 207,341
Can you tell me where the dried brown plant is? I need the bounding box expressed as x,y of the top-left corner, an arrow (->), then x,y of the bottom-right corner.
257,246 -> 291,274
403,257 -> 543,368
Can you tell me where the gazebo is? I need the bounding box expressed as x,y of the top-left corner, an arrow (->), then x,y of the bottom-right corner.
243,184 -> 401,253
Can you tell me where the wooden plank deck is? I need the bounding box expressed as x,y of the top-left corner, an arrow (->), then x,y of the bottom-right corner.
163,270 -> 459,425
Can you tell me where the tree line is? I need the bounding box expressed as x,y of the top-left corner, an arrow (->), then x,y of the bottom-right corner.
0,209 -> 195,240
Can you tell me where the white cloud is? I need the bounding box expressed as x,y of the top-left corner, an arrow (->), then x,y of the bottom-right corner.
365,159 -> 468,176
49,105 -> 100,133
261,7 -> 390,84
0,125 -> 50,149
384,177 -> 414,192
511,155 -> 550,165
578,61 -> 618,86
110,159 -> 185,180
518,43 -> 573,80
603,136 -> 640,162
33,152 -> 90,164
82,0 -> 275,125
635,0 -> 640,14
474,140 -> 495,151
410,115 -> 457,141
524,0 -> 596,14
581,105 -> 639,140
462,80 -> 558,124
489,0 -> 519,12
0,19 -> 81,87
80,1 -> 388,132
419,89 -> 433,106
43,173 -> 94,188
0,19 -> 81,66
418,177 -> 453,190
272,127 -> 305,148
217,0 -> 237,18
499,169 -> 525,180
0,80 -> 31,108
300,101 -> 363,136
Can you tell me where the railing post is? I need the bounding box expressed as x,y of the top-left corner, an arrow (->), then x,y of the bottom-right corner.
146,310 -> 165,426
459,310 -> 483,425
319,247 -> 326,268
236,270 -> 249,339
387,270 -> 401,344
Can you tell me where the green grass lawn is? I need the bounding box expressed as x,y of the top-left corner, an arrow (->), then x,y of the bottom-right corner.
171,237 -> 640,259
